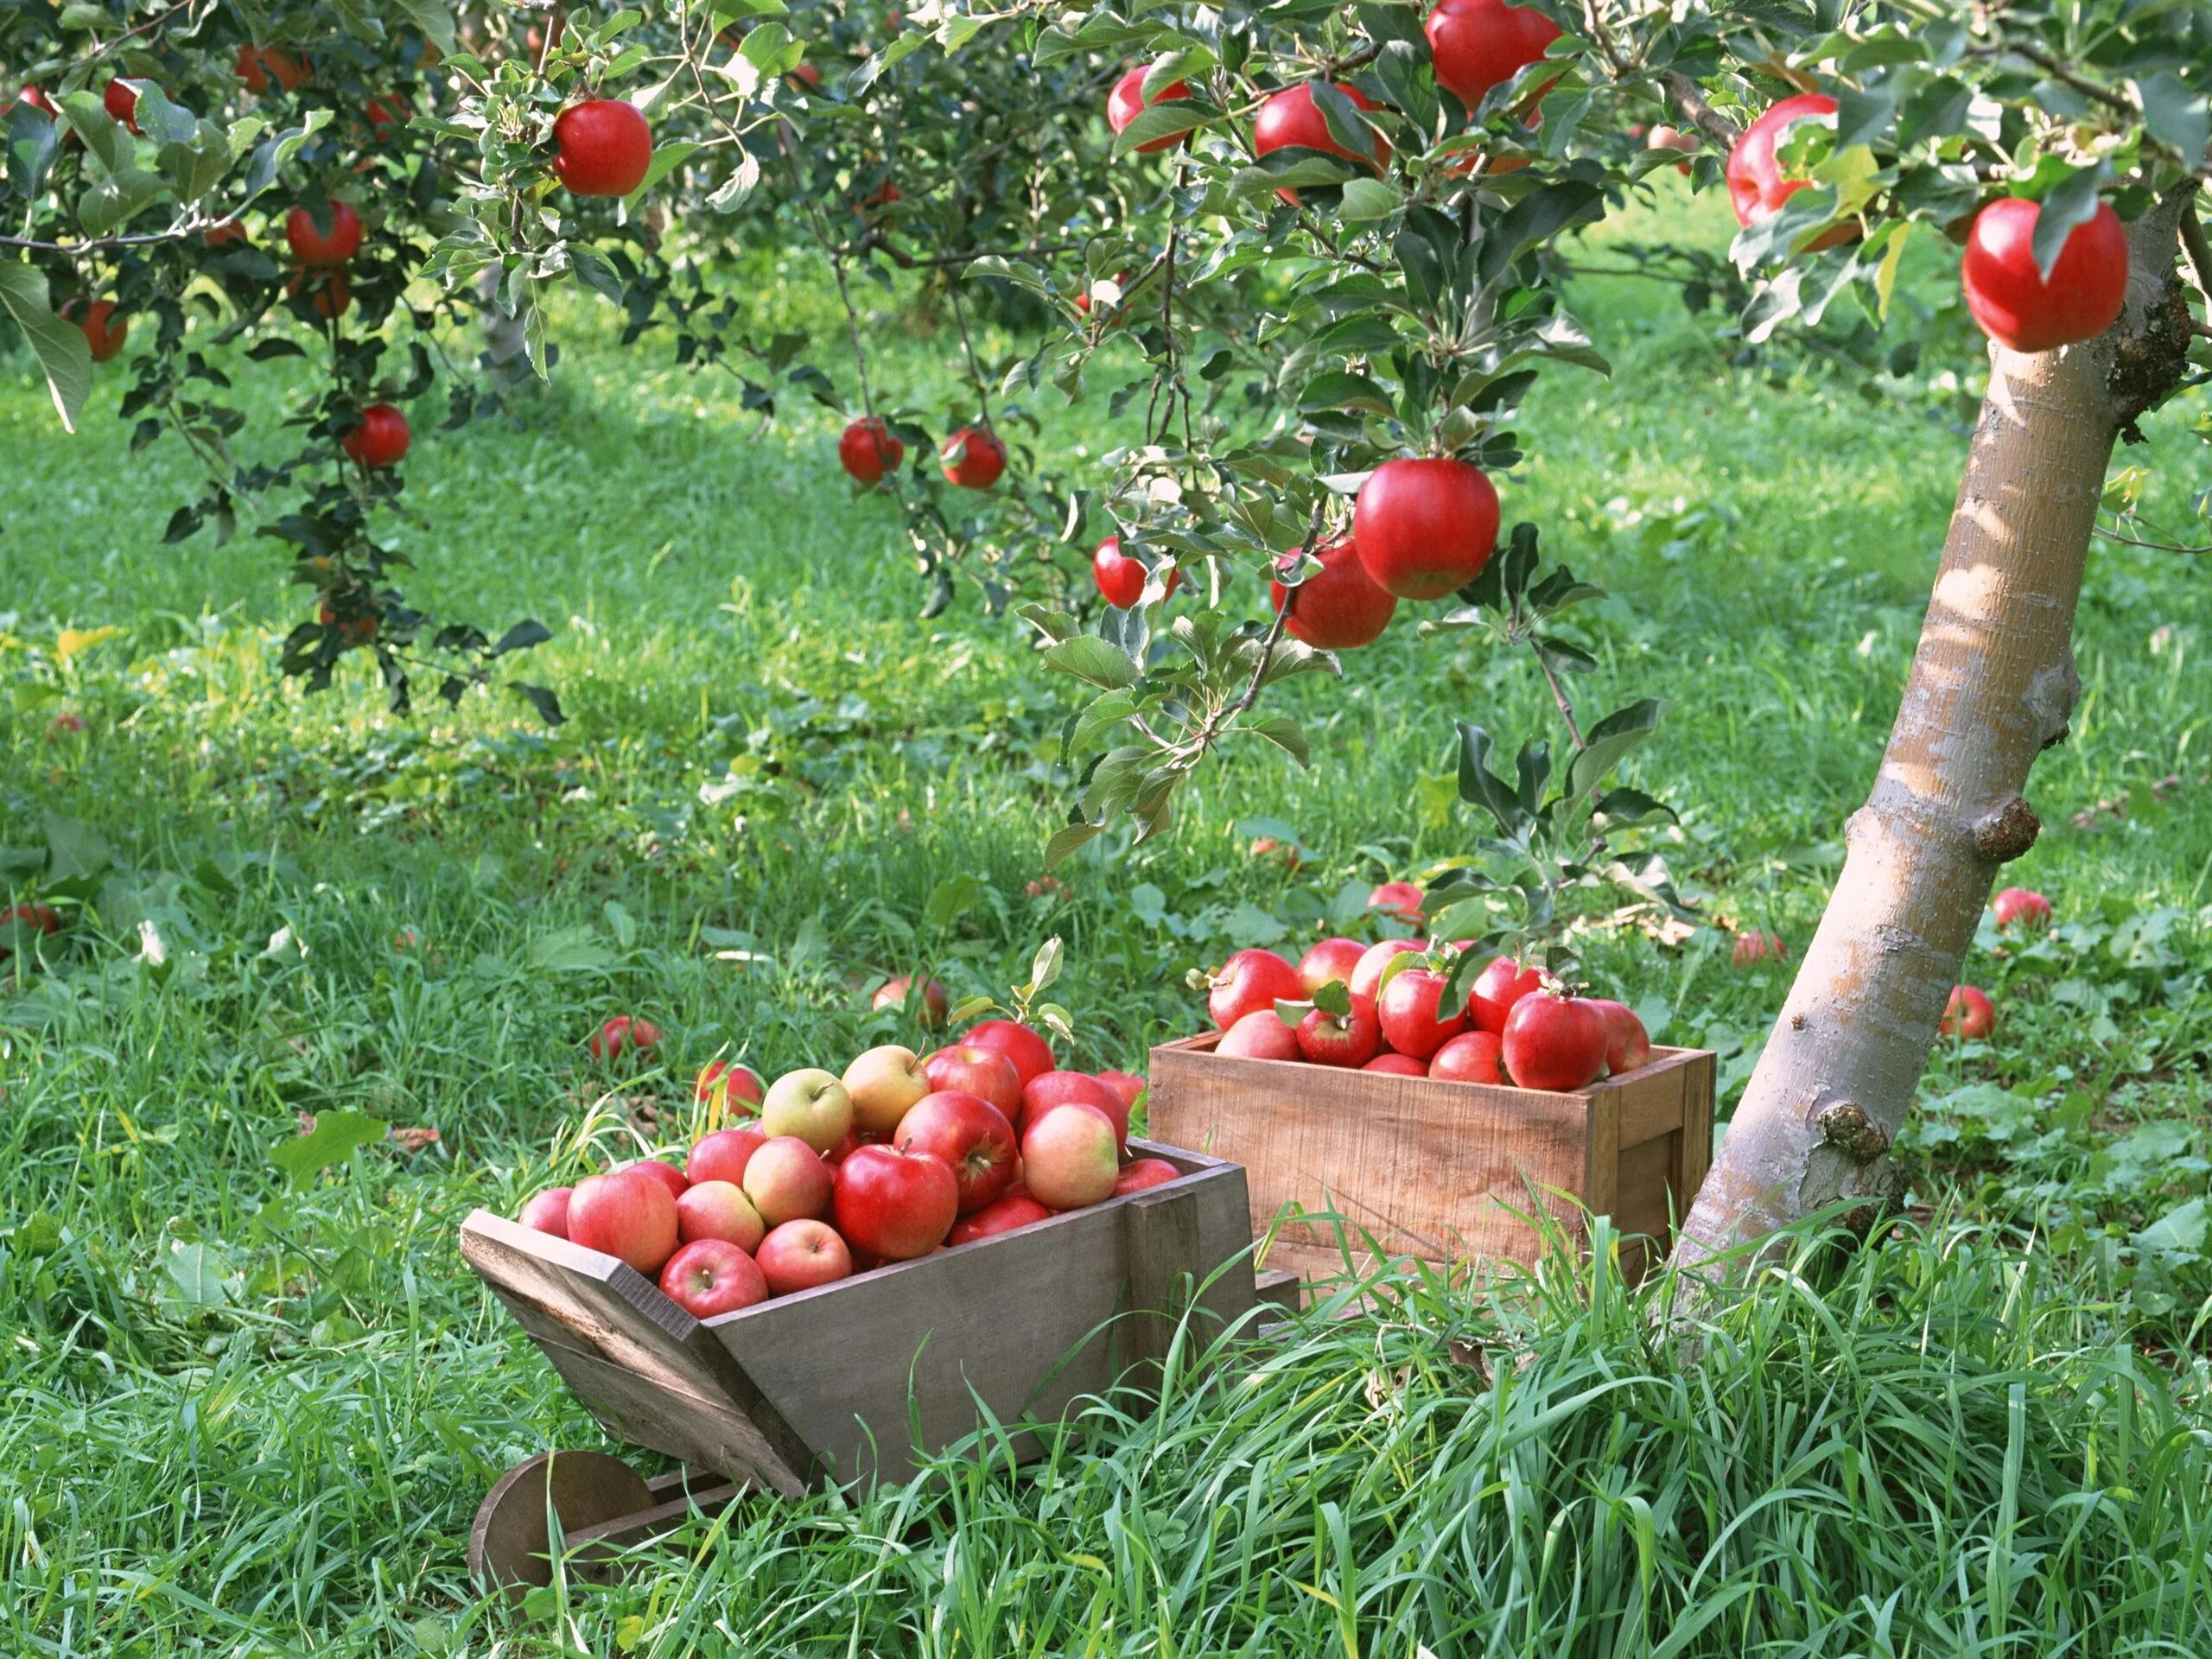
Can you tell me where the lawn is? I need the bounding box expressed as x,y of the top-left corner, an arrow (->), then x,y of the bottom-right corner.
4,182 -> 2212,1653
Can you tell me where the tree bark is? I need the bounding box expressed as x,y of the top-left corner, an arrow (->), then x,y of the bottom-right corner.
1674,197 -> 2196,1266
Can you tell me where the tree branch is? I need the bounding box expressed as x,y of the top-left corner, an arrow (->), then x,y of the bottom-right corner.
1659,69 -> 1739,149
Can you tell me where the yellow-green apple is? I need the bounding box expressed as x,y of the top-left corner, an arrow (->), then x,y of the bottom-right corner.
741,1135 -> 834,1226
948,1192 -> 1052,1243
893,1090 -> 1018,1211
833,1143 -> 960,1259
518,1186 -> 571,1236
755,1219 -> 853,1294
842,1044 -> 931,1136
963,1019 -> 1057,1089
1016,1071 -> 1128,1149
1217,1010 -> 1300,1060
922,1044 -> 1022,1120
760,1068 -> 854,1153
676,1179 -> 767,1252
1584,999 -> 1650,1073
1112,1158 -> 1181,1196
1021,1103 -> 1121,1210
567,1169 -> 678,1274
686,1127 -> 766,1187
658,1238 -> 768,1317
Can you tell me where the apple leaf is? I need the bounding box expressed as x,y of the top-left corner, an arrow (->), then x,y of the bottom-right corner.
271,1111 -> 390,1185
0,262 -> 92,432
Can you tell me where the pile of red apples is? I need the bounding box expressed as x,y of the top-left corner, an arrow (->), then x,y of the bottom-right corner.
513,1019 -> 1166,1318
1202,938 -> 1651,1091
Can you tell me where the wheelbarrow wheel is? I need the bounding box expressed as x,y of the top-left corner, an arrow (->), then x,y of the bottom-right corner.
469,1448 -> 657,1599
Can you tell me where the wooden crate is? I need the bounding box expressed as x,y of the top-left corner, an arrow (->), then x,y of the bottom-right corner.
1147,1033 -> 1713,1283
459,1138 -> 1262,1500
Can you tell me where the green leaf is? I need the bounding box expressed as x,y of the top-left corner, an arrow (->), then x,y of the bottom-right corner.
2029,162 -> 2111,283
41,811 -> 111,882
623,140 -> 700,204
1113,100 -> 1210,155
1044,636 -> 1139,690
1247,714 -> 1308,767
523,925 -> 618,973
166,1239 -> 234,1306
0,264 -> 92,431
1042,822 -> 1099,871
391,0 -> 461,55
923,873 -> 984,930
2135,73 -> 2209,167
1338,176 -> 1401,222
1070,688 -> 1137,754
271,1111 -> 390,1185
1567,699 -> 1667,800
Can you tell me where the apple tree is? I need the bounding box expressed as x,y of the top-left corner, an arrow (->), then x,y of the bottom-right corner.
6,0 -> 2209,1262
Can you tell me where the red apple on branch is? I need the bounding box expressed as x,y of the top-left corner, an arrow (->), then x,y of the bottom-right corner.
554,98 -> 653,196
1353,459 -> 1499,601
1270,536 -> 1397,649
1726,94 -> 1854,251
286,201 -> 362,267
838,416 -> 904,484
1107,62 -> 1191,153
1962,200 -> 2127,353
1424,0 -> 1561,110
342,404 -> 410,468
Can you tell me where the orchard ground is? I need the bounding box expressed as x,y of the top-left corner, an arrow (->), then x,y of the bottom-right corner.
5,187 -> 2212,1650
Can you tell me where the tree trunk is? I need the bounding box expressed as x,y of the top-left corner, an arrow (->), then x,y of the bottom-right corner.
1674,197 -> 2196,1265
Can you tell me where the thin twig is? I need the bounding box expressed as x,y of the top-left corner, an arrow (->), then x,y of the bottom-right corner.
946,279 -> 995,430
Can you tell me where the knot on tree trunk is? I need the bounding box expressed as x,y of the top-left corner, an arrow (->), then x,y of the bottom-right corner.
1974,794 -> 2041,862
2107,276 -> 2195,439
1815,1099 -> 1890,1164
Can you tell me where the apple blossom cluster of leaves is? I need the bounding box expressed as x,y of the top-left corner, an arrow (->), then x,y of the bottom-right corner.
3,0 -> 2206,963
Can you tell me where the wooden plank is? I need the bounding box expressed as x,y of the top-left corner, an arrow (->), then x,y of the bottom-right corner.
1614,1134 -> 1675,1240
1121,1186 -> 1202,1390
461,1212 -> 813,1494
703,1157 -> 1257,1490
1582,1089 -> 1621,1221
1616,1059 -> 1688,1151
1253,1268 -> 1302,1316
1676,1050 -> 1716,1211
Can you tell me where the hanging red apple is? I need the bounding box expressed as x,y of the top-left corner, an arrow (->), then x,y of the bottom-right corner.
1961,198 -> 2128,353
1352,458 -> 1499,600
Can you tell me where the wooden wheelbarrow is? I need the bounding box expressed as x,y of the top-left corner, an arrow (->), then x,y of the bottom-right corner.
460,1139 -> 1290,1593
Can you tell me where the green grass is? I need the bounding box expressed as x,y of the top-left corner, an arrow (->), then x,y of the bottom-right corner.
3,182 -> 2212,1653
